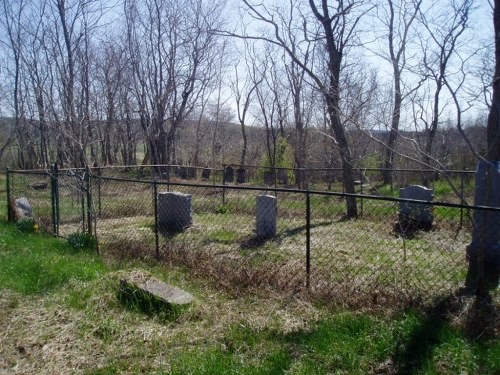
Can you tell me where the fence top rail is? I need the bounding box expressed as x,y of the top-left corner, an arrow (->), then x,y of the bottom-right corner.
97,174 -> 499,212
7,165 -> 476,175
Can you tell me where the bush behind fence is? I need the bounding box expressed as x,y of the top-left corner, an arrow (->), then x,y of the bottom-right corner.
6,165 -> 485,307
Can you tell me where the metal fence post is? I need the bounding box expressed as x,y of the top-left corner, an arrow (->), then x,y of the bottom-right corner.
54,163 -> 60,236
306,190 -> 311,289
6,167 -> 12,222
460,172 -> 465,229
360,169 -> 364,218
222,164 -> 226,206
153,180 -> 159,260
50,164 -> 57,235
97,166 -> 102,217
85,167 -> 92,235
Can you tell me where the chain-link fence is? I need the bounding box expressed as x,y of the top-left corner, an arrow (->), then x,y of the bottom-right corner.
5,165 -> 490,307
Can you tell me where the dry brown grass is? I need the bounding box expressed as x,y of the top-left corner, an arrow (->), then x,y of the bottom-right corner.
0,270 -> 325,375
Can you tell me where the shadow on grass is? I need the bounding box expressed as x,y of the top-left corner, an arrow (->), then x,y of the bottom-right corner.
393,290 -> 499,374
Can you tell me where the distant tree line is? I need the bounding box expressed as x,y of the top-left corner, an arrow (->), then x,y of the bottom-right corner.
0,0 -> 492,215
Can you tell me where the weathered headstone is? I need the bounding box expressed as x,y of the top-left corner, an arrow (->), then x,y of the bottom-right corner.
224,166 -> 234,183
158,192 -> 192,233
264,170 -> 275,186
236,168 -> 246,183
277,169 -> 288,185
14,197 -> 33,219
120,271 -> 194,313
399,185 -> 434,231
201,168 -> 211,180
256,195 -> 277,238
187,167 -> 197,179
176,167 -> 188,179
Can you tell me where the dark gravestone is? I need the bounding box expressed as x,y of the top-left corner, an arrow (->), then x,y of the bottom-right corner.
277,169 -> 288,185
201,168 -> 211,180
187,167 -> 197,179
158,192 -> 192,233
224,166 -> 234,183
264,170 -> 275,186
176,167 -> 188,179
256,195 -> 277,238
398,185 -> 434,232
236,168 -> 246,183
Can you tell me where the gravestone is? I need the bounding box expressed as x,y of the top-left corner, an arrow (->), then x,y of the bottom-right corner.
224,166 -> 234,183
277,169 -> 288,185
120,271 -> 194,313
264,170 -> 275,186
187,167 -> 197,179
158,192 -> 192,233
14,197 -> 33,219
256,195 -> 277,238
201,168 -> 211,180
236,168 -> 246,183
399,185 -> 434,232
176,167 -> 188,179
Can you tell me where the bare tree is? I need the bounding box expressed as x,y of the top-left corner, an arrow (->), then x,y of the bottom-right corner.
235,0 -> 371,217
417,0 -> 472,185
376,0 -> 423,186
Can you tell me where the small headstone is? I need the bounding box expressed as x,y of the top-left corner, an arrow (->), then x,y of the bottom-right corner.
120,271 -> 194,311
187,167 -> 197,179
277,169 -> 288,185
224,166 -> 234,183
236,168 -> 246,183
399,185 -> 434,232
264,170 -> 275,186
158,192 -> 192,233
256,195 -> 277,238
14,197 -> 33,219
201,168 -> 211,180
176,167 -> 188,179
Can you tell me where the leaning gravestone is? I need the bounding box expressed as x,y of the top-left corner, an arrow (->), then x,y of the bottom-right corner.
399,185 -> 434,232
158,192 -> 192,233
256,195 -> 277,238
14,197 -> 33,220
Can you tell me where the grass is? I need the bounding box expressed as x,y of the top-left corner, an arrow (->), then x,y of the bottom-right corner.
0,220 -> 498,374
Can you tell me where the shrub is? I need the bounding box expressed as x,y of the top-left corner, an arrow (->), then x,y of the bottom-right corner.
67,232 -> 97,251
15,218 -> 39,233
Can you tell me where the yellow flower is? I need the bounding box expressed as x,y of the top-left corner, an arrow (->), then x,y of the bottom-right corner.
33,224 -> 40,231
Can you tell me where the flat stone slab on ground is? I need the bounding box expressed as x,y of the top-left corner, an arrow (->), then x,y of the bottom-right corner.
120,271 -> 194,306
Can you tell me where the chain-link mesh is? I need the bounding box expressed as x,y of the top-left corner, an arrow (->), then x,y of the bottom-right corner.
6,167 -> 487,307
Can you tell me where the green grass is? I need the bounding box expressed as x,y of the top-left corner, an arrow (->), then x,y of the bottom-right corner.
0,220 -> 498,374
0,223 -> 107,294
